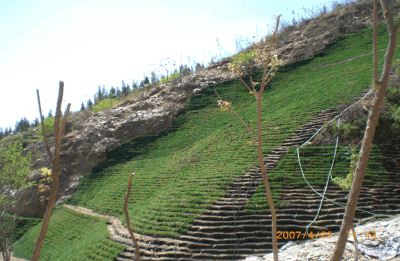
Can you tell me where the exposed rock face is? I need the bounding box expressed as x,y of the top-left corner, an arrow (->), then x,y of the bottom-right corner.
7,0 -> 400,218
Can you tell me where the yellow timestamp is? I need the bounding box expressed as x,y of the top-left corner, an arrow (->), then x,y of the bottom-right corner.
277,231 -> 333,239
277,231 -> 377,240
347,230 -> 376,240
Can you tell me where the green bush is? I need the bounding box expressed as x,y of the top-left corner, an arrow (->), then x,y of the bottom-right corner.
158,71 -> 181,85
91,97 -> 122,114
232,49 -> 257,66
323,121 -> 361,142
332,145 -> 359,190
35,116 -> 63,141
386,85 -> 400,104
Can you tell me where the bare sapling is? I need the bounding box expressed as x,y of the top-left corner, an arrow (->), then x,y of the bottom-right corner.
124,172 -> 141,261
215,15 -> 282,261
31,81 -> 71,261
330,0 -> 400,260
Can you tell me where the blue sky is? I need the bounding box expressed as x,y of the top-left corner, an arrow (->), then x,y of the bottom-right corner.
0,0 -> 356,132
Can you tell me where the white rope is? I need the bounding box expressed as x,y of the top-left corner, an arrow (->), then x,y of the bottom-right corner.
300,117 -> 340,234
295,87 -> 392,234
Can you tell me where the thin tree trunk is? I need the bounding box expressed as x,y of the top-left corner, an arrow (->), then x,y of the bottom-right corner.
31,82 -> 71,261
124,172 -> 141,261
330,0 -> 400,259
257,96 -> 278,261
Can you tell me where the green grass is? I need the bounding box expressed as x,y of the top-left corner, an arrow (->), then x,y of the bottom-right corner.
12,206 -> 126,261
245,145 -> 387,213
91,97 -> 123,114
1,213 -> 42,243
11,17 -> 400,259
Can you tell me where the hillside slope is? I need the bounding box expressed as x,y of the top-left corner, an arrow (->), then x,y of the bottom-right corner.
3,1 -> 400,260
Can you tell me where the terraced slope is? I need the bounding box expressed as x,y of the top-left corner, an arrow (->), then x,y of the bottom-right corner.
111,89 -> 400,260
378,137 -> 400,183
11,18 -> 400,261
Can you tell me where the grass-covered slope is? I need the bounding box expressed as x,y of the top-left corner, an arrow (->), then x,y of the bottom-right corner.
65,18 -> 399,237
245,145 -> 387,213
13,206 -> 126,261
12,18 -> 400,260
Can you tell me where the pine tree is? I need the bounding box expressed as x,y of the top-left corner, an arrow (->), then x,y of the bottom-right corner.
80,102 -> 85,111
4,126 -> 12,136
132,80 -> 138,90
97,86 -> 102,101
196,63 -> 204,72
14,117 -> 30,134
122,80 -> 126,90
109,86 -> 116,98
87,98 -> 93,109
121,80 -> 129,96
102,85 -> 107,98
144,76 -> 150,85
93,95 -> 98,106
47,109 -> 53,118
0,128 -> 4,140
150,71 -> 158,84
116,87 -> 121,97
31,117 -> 39,127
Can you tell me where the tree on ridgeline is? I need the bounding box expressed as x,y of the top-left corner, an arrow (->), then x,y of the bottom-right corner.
86,98 -> 93,109
116,87 -> 121,97
80,102 -> 85,111
144,76 -> 150,86
122,80 -> 126,91
122,80 -> 130,97
2,127 -> 11,138
179,64 -> 191,76
195,63 -> 204,72
109,86 -> 116,99
6,127 -> 12,137
102,85 -> 107,99
96,86 -> 103,101
150,71 -> 158,85
31,117 -> 39,127
132,80 -> 138,91
139,76 -> 150,88
47,109 -> 53,119
13,117 -> 30,134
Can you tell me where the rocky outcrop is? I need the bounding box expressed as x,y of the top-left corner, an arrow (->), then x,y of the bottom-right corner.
6,0 -> 400,218
8,58 -> 242,218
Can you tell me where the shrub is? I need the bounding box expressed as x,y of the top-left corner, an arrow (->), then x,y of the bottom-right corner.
91,97 -> 122,114
36,116 -> 63,141
323,121 -> 361,142
158,71 -> 181,85
232,49 -> 258,65
385,85 -> 400,104
332,145 -> 359,190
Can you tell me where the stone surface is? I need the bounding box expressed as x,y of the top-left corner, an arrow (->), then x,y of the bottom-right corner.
3,0 -> 400,218
242,214 -> 400,261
